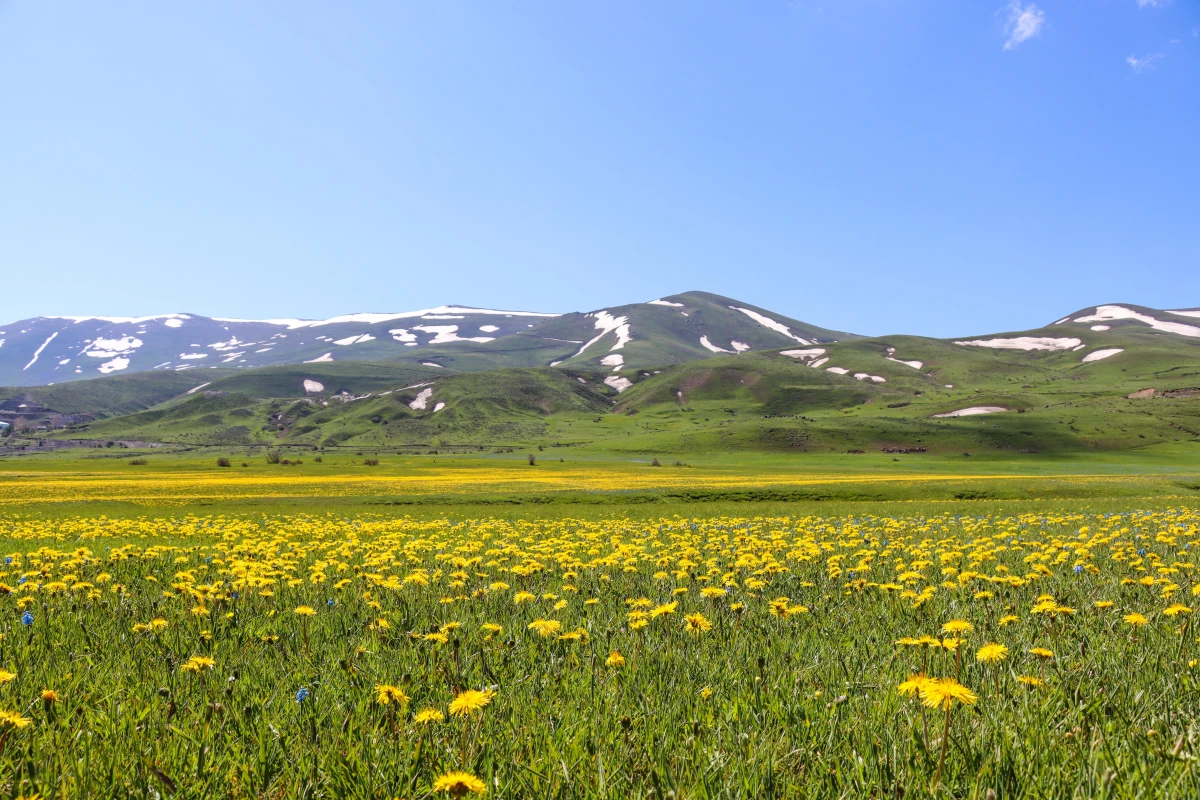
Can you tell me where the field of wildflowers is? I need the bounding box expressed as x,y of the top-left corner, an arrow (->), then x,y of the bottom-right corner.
0,504 -> 1198,797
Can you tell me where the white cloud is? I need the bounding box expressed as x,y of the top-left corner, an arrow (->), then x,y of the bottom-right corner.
1004,2 -> 1046,50
1136,0 -> 1166,8
1126,53 -> 1163,72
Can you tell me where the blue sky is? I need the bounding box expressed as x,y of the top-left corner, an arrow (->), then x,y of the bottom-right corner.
0,1 -> 1196,337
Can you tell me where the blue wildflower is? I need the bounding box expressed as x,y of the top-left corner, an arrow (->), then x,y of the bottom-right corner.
296,687 -> 310,703
21,611 -> 33,627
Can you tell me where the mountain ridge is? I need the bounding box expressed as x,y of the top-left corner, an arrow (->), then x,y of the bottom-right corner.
0,292 -> 857,387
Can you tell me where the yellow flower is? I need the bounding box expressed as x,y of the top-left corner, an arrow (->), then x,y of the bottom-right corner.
448,689 -> 494,717
375,684 -> 410,706
897,674 -> 933,698
527,619 -> 562,638
942,619 -> 973,635
294,605 -> 316,617
684,613 -> 712,634
0,709 -> 32,729
432,770 -> 487,796
999,615 -> 1019,626
413,708 -> 444,725
0,669 -> 16,685
1018,675 -> 1044,687
180,655 -> 216,674
919,678 -> 977,711
1163,603 -> 1192,617
650,601 -> 678,618
606,651 -> 626,668
40,689 -> 60,704
1029,647 -> 1054,660
1094,601 -> 1114,609
1123,612 -> 1149,627
513,591 -> 535,604
976,643 -> 1009,664
699,687 -> 713,700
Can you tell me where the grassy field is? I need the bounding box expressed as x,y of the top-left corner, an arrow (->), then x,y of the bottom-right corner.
0,450 -> 1198,798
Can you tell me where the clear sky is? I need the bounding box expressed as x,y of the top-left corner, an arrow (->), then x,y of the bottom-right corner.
1,1 -> 1196,338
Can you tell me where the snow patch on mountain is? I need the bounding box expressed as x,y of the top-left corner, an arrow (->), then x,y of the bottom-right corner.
647,299 -> 684,307
934,406 -> 1007,418
24,332 -> 59,370
699,336 -> 732,354
604,375 -> 633,392
215,306 -> 559,329
409,387 -> 433,409
48,314 -> 191,325
98,357 -> 130,374
781,348 -> 825,360
304,353 -> 333,363
1082,348 -> 1123,363
955,337 -> 1082,351
333,333 -> 376,346
1074,306 -> 1200,338
412,325 -> 495,344
574,311 -> 631,357
82,336 -> 143,358
730,307 -> 814,344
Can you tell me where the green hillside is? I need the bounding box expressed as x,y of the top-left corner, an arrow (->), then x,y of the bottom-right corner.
8,300 -> 1198,457
0,370 -> 234,418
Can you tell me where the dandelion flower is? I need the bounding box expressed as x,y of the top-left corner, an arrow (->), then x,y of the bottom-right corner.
0,709 -> 32,729
605,651 -> 626,668
0,669 -> 15,685
432,770 -> 487,796
1029,647 -> 1054,660
919,678 -> 978,711
942,620 -> 973,635
684,613 -> 712,634
1163,604 -> 1192,617
1018,675 -> 1044,687
976,643 -> 1009,664
527,619 -> 562,637
375,684 -> 410,706
1123,613 -> 1149,627
413,708 -> 444,725
650,601 -> 677,618
448,689 -> 494,717
897,674 -> 933,698
180,655 -> 216,674
294,605 -> 316,617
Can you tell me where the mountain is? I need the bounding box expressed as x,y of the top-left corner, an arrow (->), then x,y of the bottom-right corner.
4,298 -> 1199,458
0,292 -> 854,387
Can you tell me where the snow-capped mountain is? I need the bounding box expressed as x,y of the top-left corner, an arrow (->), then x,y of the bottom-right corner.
0,292 -> 854,386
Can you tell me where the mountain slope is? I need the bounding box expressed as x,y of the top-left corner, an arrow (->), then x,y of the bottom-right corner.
0,307 -> 559,386
0,292 -> 855,386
